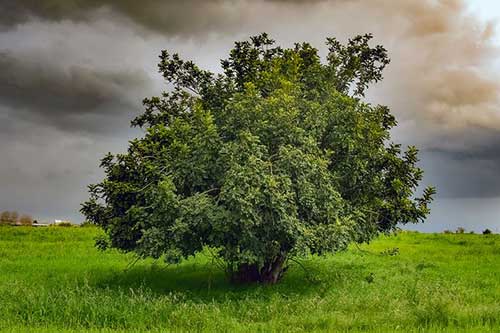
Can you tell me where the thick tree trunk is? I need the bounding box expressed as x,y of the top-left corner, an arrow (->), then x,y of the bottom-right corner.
231,255 -> 287,284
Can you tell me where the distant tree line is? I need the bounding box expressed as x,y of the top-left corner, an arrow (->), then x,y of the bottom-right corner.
443,227 -> 494,235
0,211 -> 34,225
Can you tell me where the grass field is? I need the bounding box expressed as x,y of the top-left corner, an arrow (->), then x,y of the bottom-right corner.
0,226 -> 499,332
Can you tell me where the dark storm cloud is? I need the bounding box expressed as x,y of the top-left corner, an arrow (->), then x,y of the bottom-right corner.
418,127 -> 500,199
0,51 -> 152,131
426,129 -> 500,161
0,0 -> 332,35
5,0 -> 498,132
421,150 -> 500,199
0,0 -> 243,35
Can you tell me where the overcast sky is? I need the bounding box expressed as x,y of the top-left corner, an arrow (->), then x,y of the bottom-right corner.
1,0 -> 500,232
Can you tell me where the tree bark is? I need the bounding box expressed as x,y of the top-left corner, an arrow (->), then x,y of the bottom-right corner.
231,255 -> 287,284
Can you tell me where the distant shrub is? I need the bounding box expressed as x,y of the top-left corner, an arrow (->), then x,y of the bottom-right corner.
56,222 -> 73,227
443,230 -> 452,234
19,215 -> 34,226
0,211 -> 18,225
400,230 -> 419,234
0,211 -> 10,225
392,227 -> 403,235
80,221 -> 94,228
456,227 -> 465,234
469,231 -> 475,234
483,229 -> 492,235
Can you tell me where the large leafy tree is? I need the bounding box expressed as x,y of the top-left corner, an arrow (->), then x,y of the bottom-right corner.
82,34 -> 435,284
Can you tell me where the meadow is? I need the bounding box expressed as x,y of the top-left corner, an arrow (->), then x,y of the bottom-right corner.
0,226 -> 499,332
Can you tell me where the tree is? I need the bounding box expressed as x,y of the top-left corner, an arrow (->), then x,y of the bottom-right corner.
10,211 -> 19,225
82,33 -> 435,284
0,211 -> 10,225
19,214 -> 34,226
0,211 -> 19,225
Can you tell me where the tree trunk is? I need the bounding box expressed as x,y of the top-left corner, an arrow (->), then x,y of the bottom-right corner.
231,255 -> 287,284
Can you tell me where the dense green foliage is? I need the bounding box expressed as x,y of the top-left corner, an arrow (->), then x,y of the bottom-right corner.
82,34 -> 435,283
1,226 -> 499,332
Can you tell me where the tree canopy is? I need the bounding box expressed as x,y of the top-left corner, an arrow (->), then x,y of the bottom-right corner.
82,33 -> 435,284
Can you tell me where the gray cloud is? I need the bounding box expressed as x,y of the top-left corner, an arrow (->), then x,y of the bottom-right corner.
0,113 -> 136,222
0,1 -> 347,37
421,150 -> 500,199
0,0 -> 249,35
0,52 -> 150,117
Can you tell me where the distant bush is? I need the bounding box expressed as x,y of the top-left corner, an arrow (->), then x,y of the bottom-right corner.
55,222 -> 73,227
0,211 -> 18,225
443,230 -> 452,234
1,211 -> 36,226
19,215 -> 34,226
392,227 -> 403,235
456,227 -> 465,234
483,229 -> 492,235
80,221 -> 95,228
0,211 -> 10,225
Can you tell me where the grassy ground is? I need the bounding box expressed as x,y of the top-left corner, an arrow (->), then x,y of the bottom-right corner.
0,226 -> 499,332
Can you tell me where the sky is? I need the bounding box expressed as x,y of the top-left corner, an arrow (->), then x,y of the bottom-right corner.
1,0 -> 500,232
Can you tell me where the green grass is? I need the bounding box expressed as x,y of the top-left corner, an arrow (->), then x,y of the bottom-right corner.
0,226 -> 499,332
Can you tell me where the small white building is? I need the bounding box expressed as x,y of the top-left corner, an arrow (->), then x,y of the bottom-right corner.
32,222 -> 49,227
53,219 -> 72,226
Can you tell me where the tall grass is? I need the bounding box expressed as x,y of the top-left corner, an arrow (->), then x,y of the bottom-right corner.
0,226 -> 499,332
